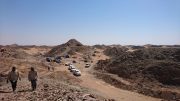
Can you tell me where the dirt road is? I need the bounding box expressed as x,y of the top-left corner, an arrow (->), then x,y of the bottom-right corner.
80,73 -> 160,101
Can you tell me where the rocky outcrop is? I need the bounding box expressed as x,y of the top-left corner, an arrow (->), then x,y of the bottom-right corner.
95,47 -> 180,100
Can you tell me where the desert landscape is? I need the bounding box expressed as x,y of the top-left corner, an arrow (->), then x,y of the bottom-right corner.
0,39 -> 179,101
1,0 -> 180,101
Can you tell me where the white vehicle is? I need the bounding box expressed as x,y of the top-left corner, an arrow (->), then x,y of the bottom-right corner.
65,62 -> 72,66
70,68 -> 77,72
73,69 -> 81,76
68,65 -> 75,70
65,63 -> 70,66
69,64 -> 73,67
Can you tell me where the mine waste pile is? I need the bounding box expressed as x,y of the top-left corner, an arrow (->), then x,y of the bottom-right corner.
95,46 -> 180,100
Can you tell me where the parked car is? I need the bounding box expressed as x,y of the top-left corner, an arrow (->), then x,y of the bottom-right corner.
65,55 -> 70,58
84,60 -> 88,62
72,60 -> 76,63
70,68 -> 77,72
68,64 -> 75,70
46,57 -> 52,62
73,69 -> 81,76
55,59 -> 61,63
55,56 -> 62,60
69,63 -> 73,67
65,62 -> 71,66
85,63 -> 91,68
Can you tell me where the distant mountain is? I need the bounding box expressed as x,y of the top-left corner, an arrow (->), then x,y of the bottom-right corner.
65,39 -> 83,47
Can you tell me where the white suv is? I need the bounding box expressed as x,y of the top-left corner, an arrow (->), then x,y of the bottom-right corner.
73,69 -> 81,76
68,64 -> 75,70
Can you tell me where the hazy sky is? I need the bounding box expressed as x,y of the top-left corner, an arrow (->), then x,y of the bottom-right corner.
0,0 -> 180,45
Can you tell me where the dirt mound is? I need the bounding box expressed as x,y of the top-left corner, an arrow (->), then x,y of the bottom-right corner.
93,45 -> 109,50
95,47 -> 180,100
46,39 -> 92,57
105,47 -> 180,62
97,47 -> 180,84
143,62 -> 180,85
104,46 -> 128,57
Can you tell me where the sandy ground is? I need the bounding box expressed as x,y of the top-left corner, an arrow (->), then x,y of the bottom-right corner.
22,47 -> 51,55
80,74 -> 160,101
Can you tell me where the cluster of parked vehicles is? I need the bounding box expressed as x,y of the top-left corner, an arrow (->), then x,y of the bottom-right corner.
45,55 -> 91,76
46,56 -> 61,63
46,54 -> 71,63
67,63 -> 81,76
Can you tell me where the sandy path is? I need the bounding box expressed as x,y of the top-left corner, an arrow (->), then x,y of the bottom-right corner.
80,73 -> 160,101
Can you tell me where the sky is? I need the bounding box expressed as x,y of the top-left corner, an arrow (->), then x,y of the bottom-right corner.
0,0 -> 180,45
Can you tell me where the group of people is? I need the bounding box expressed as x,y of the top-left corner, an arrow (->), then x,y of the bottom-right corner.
7,66 -> 38,93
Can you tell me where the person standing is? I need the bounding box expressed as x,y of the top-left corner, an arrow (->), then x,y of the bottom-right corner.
7,66 -> 21,93
28,67 -> 38,91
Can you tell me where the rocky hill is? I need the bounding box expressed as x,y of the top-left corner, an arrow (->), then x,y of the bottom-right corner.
95,47 -> 180,100
45,39 -> 92,57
